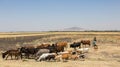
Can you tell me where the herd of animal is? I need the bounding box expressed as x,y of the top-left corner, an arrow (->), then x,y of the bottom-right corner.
1,40 -> 97,62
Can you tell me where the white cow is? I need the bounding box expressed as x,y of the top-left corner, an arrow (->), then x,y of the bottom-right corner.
37,53 -> 56,61
77,48 -> 89,53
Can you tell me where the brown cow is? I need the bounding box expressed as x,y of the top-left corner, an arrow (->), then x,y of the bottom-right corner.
81,40 -> 91,47
36,44 -> 50,49
2,49 -> 21,60
70,54 -> 79,60
56,42 -> 68,51
62,53 -> 71,61
55,53 -> 71,62
42,44 -> 50,48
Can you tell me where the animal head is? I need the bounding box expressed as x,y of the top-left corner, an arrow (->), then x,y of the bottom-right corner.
2,51 -> 7,59
19,47 -> 28,53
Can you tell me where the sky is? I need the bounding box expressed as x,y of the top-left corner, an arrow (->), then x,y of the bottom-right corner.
0,0 -> 120,31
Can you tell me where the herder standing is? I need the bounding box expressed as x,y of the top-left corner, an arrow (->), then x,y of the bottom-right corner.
92,37 -> 98,49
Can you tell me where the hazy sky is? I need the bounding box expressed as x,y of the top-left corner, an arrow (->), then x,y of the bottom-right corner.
0,0 -> 120,31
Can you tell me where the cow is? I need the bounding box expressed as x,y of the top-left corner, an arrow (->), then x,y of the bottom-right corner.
19,46 -> 37,59
70,54 -> 79,60
55,51 -> 71,62
45,54 -> 56,61
56,46 -> 64,52
61,53 -> 71,62
47,44 -> 57,53
36,44 -> 50,49
77,48 -> 89,54
2,49 -> 21,60
35,49 -> 50,60
70,42 -> 81,49
55,55 -> 62,62
36,53 -> 56,62
81,40 -> 91,47
56,42 -> 68,51
19,44 -> 55,59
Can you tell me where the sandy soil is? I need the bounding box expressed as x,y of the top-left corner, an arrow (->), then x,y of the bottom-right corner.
0,43 -> 120,67
0,59 -> 119,67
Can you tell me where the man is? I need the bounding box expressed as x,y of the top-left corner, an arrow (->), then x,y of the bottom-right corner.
92,37 -> 98,49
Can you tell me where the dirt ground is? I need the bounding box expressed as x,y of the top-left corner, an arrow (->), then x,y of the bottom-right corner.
0,43 -> 120,67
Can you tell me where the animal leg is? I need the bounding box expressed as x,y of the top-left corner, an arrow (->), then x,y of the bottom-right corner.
20,54 -> 23,59
11,55 -> 13,60
5,55 -> 9,60
79,46 -> 81,48
89,44 -> 91,47
16,55 -> 19,60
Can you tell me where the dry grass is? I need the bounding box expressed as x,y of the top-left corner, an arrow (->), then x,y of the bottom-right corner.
0,32 -> 120,67
0,31 -> 120,38
0,43 -> 120,67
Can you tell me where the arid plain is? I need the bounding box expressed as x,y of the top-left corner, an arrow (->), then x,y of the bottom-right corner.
0,32 -> 120,67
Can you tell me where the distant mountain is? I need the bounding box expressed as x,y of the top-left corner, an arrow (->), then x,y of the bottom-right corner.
58,27 -> 86,31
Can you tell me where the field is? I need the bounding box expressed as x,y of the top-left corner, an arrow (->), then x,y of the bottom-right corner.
0,31 -> 120,67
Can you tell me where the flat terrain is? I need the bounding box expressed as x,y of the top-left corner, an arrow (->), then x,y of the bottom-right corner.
0,32 -> 120,67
